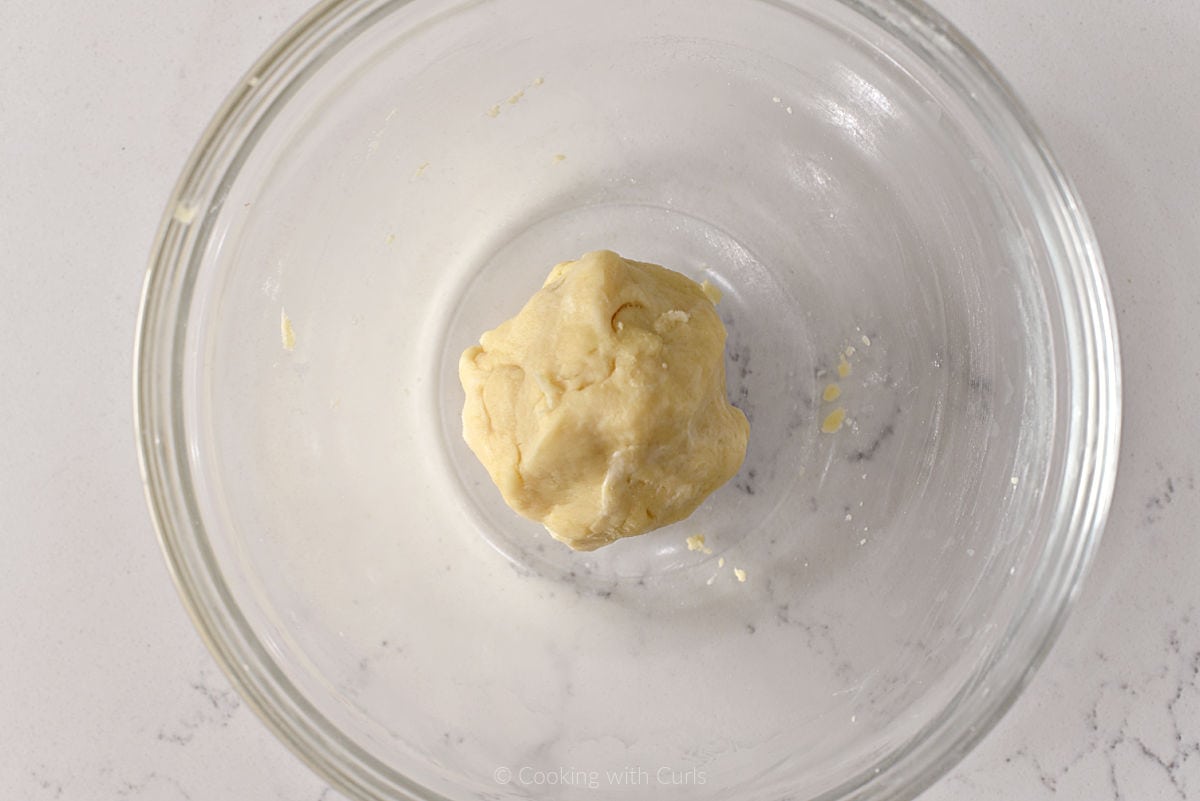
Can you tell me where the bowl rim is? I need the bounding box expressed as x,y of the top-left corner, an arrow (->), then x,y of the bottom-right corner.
133,1 -> 1121,799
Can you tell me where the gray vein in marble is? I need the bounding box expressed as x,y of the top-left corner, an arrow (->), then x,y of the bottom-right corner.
733,467 -> 759,496
1143,472 -> 1195,526
848,420 -> 896,463
769,595 -> 854,680
115,772 -> 194,800
157,668 -> 241,746
28,767 -> 63,800
343,638 -> 408,700
997,606 -> 1200,800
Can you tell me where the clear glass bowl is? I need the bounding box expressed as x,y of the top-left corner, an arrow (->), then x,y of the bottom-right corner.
134,0 -> 1120,799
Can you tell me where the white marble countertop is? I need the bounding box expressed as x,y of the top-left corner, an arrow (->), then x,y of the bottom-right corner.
2,1 -> 1196,799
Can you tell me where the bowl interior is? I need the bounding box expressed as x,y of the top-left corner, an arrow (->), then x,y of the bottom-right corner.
159,0 -> 1094,798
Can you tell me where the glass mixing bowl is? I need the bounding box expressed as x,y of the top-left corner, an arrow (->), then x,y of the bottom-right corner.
135,0 -> 1120,799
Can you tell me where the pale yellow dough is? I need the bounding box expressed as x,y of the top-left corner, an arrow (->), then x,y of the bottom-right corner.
459,250 -> 750,551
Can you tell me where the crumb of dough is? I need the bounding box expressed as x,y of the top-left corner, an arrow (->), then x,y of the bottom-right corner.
486,105 -> 500,118
837,353 -> 852,378
413,161 -> 430,178
718,556 -> 725,568
821,407 -> 846,434
733,567 -> 747,583
699,279 -> 722,305
173,203 -> 198,224
686,534 -> 713,554
823,383 -> 842,403
385,233 -> 395,245
552,153 -> 567,163
459,250 -> 749,551
861,334 -> 871,347
654,309 -> 690,333
507,89 -> 525,105
533,77 -> 545,86
280,308 -> 296,351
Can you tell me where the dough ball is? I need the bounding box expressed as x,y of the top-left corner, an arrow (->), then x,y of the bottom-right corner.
459,250 -> 749,551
